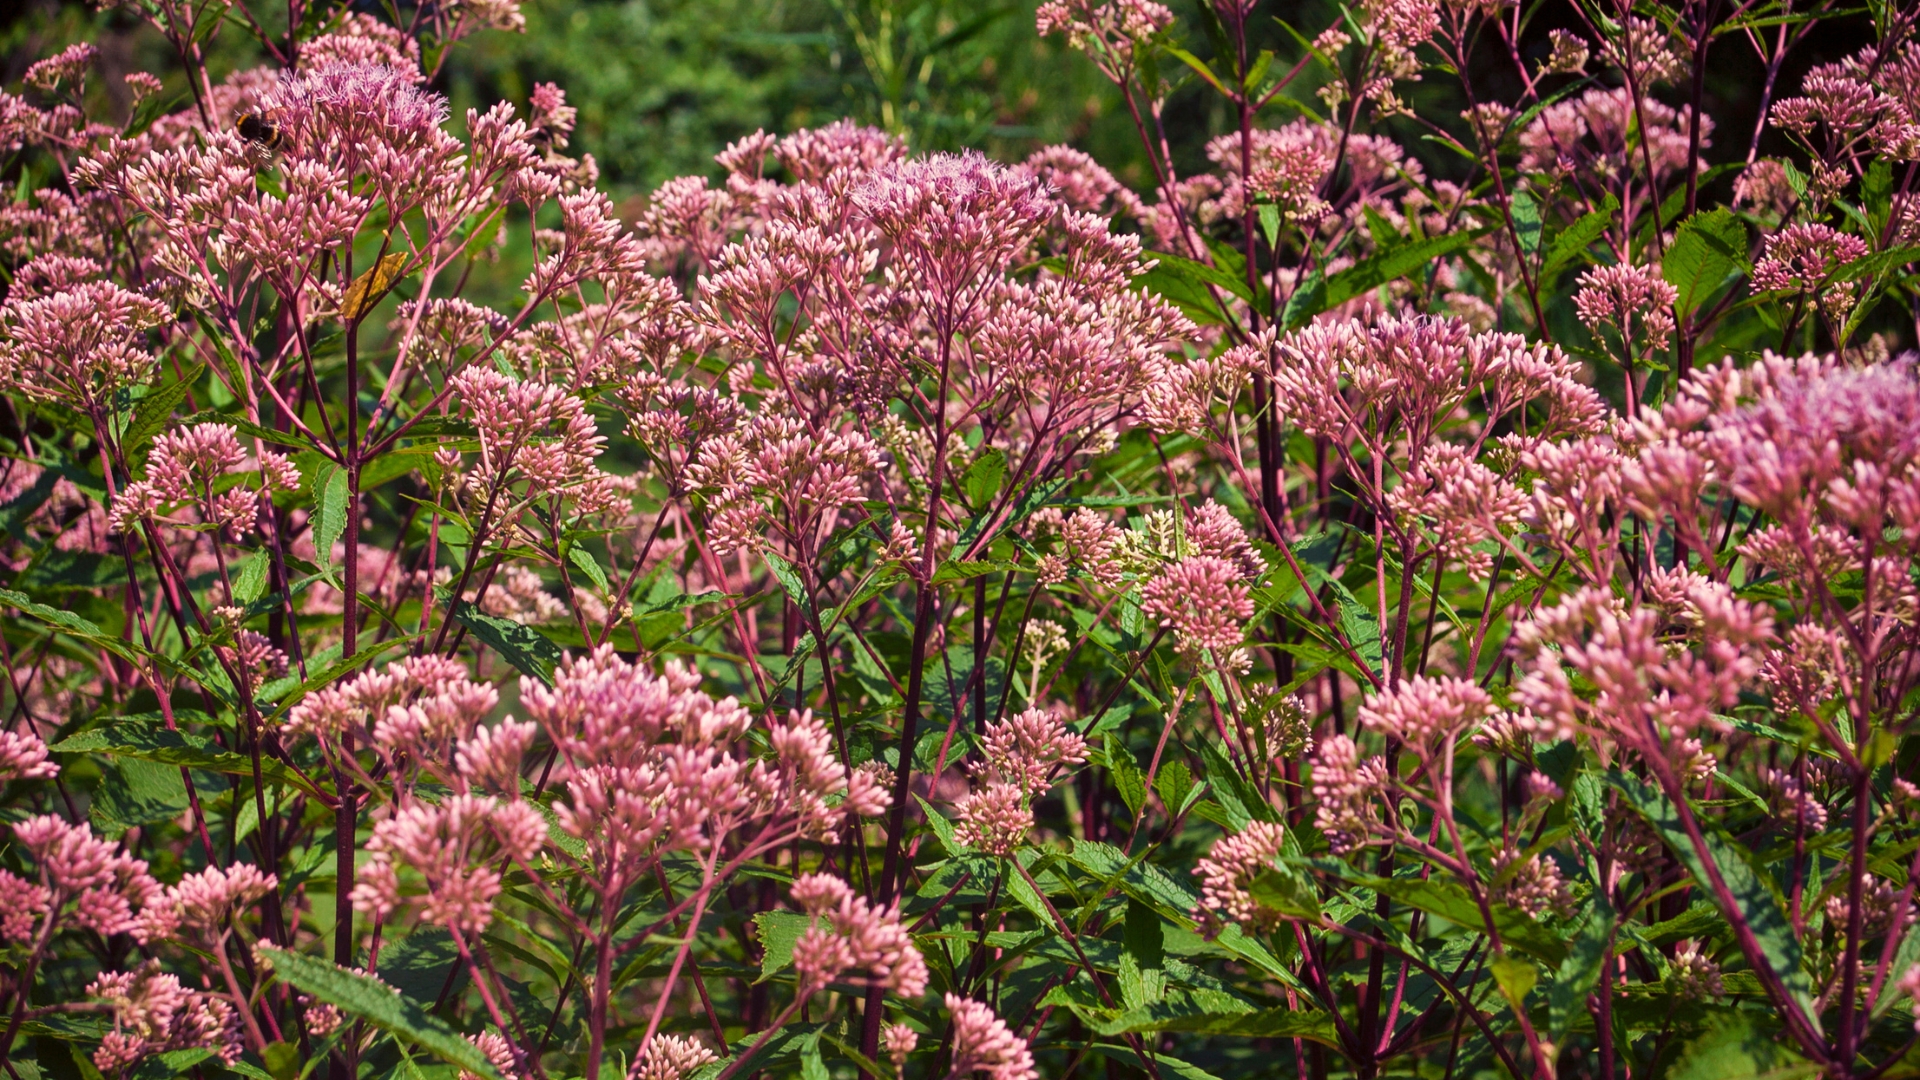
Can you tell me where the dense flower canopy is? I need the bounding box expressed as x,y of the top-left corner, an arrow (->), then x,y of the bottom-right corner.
0,0 -> 1917,1078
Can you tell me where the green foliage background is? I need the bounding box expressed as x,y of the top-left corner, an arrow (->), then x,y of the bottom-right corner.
0,0 -> 1178,196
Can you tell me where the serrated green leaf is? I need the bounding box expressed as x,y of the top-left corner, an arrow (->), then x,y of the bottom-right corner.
450,601 -> 565,684
123,364 -> 205,456
17,549 -> 125,593
1340,872 -> 1568,965
1511,190 -> 1543,258
51,715 -> 325,800
961,448 -> 1007,509
1283,231 -> 1481,329
231,550 -> 270,605
0,588 -> 140,662
1611,770 -> 1816,1025
567,544 -> 610,592
313,464 -> 349,572
1135,251 -> 1249,325
1663,209 -> 1747,315
1541,195 -> 1620,282
1550,903 -> 1613,1041
753,910 -> 810,983
1106,732 -> 1147,817
258,947 -> 503,1080
1491,954 -> 1538,1009
1665,1009 -> 1813,1080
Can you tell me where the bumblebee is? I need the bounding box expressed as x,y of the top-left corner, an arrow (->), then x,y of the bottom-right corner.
234,110 -> 283,151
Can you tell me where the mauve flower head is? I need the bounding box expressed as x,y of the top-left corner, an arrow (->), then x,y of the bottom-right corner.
1311,734 -> 1388,854
1019,144 -> 1141,218
1575,262 -> 1678,353
285,653 -> 482,743
773,120 -> 906,184
1357,676 -> 1494,747
0,280 -> 167,409
943,994 -> 1037,1080
954,780 -> 1032,856
788,872 -> 927,998
351,793 -> 546,933
884,1023 -> 919,1070
973,707 -> 1089,795
25,43 -> 98,92
133,863 -> 276,944
1141,555 -> 1254,655
1194,820 -> 1292,931
262,62 -> 448,161
9,814 -> 158,937
300,15 -> 424,79
629,1035 -> 716,1080
89,963 -> 242,1074
0,729 -> 58,782
1753,223 -> 1869,319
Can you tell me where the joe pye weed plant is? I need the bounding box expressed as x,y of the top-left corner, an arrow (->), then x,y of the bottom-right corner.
0,0 -> 1919,1076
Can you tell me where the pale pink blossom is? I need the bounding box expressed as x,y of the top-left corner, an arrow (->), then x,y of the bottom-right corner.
974,708 -> 1089,795
1141,555 -> 1253,653
884,1023 -> 919,1070
133,863 -> 276,944
1575,263 -> 1678,354
944,994 -> 1037,1080
788,872 -> 927,998
89,964 -> 242,1074
954,780 -> 1032,856
1357,676 -> 1494,747
0,730 -> 58,782
1194,820 -> 1291,930
629,1035 -> 716,1080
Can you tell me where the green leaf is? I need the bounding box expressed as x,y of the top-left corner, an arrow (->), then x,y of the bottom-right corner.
258,947 -> 504,1080
1123,898 -> 1165,971
1105,733 -> 1147,817
567,544 -> 611,592
1081,1001 -> 1338,1042
1550,901 -> 1614,1042
1135,251 -> 1250,325
259,1043 -> 299,1080
0,465 -> 60,541
1611,771 -> 1816,1023
1087,1046 -> 1230,1080
961,448 -> 1008,509
449,602 -> 564,685
89,757 -> 189,837
1162,46 -> 1230,96
913,793 -> 968,853
1196,738 -> 1278,828
1665,1009 -> 1813,1080
753,911 -> 810,983
1258,204 -> 1282,250
1343,873 -> 1568,965
51,715 -> 325,800
1662,209 -> 1747,315
312,464 -> 349,572
1490,954 -> 1538,1010
1247,865 -> 1319,920
1541,195 -> 1620,283
1152,758 -> 1193,819
0,588 -> 140,663
695,1023 -> 823,1080
231,551 -> 270,605
17,550 -> 125,593
797,1033 -> 828,1080
1283,231 -> 1481,329
1510,190 -> 1543,258
760,549 -> 814,621
123,365 -> 205,456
